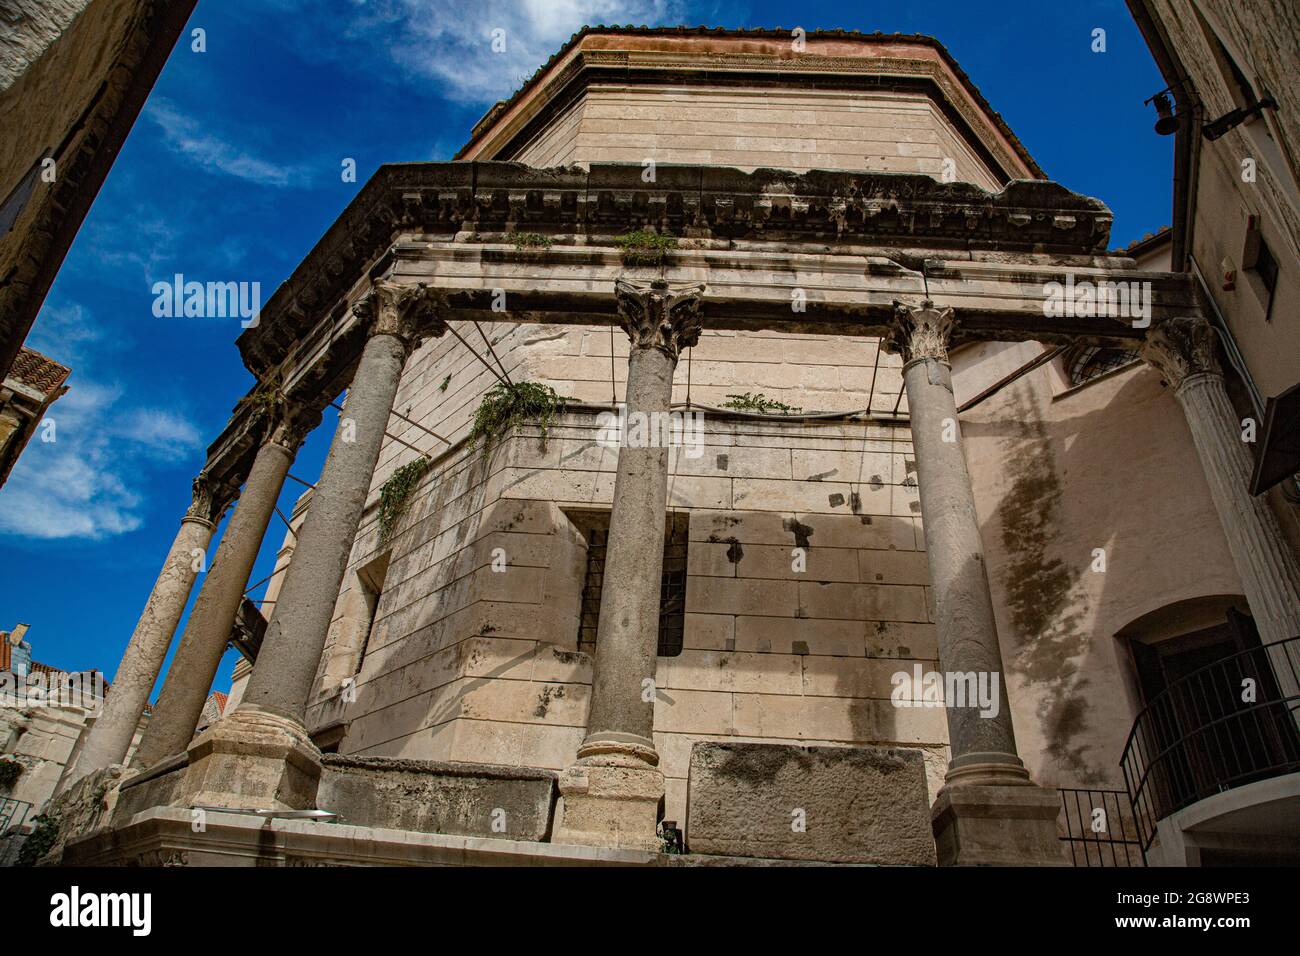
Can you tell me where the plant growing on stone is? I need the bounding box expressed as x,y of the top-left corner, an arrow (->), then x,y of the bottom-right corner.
0,758 -> 22,789
468,380 -> 567,451
377,456 -> 431,542
722,392 -> 802,415
15,812 -> 57,867
614,229 -> 677,266
507,231 -> 553,250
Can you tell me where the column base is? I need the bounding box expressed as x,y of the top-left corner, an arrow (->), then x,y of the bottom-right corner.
931,782 -> 1067,866
551,742 -> 664,852
180,707 -> 322,812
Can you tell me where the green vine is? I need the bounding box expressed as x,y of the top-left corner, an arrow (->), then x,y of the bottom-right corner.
377,457 -> 431,542
15,813 -> 57,866
0,759 -> 22,789
722,392 -> 802,415
614,229 -> 677,266
468,381 -> 568,451
507,231 -> 554,250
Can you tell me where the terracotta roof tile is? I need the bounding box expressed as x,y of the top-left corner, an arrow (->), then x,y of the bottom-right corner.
8,347 -> 70,398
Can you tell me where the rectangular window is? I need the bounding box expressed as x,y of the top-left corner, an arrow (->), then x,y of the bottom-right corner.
1243,215 -> 1280,321
572,511 -> 688,657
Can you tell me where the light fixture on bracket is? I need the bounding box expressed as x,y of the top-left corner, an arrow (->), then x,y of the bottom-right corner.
1145,88 -> 1181,136
1203,95 -> 1278,141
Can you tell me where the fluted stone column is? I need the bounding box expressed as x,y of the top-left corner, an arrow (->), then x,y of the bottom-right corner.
553,278 -> 703,851
1143,317 -> 1300,645
1143,317 -> 1300,697
129,402 -> 315,771
886,303 -> 1063,865
180,281 -> 445,811
59,473 -> 236,790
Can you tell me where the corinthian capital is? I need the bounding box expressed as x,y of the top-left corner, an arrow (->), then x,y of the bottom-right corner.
1141,316 -> 1221,391
187,471 -> 239,525
885,302 -> 957,364
353,280 -> 448,354
258,394 -> 321,453
614,278 -> 705,360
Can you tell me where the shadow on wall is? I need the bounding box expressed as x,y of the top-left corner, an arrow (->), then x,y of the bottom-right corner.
962,367 -> 1240,789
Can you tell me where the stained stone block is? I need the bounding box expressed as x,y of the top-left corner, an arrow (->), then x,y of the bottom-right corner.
317,755 -> 558,840
686,741 -> 936,864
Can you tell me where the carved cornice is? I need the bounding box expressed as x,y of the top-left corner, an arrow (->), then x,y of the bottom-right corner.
885,302 -> 958,364
1141,316 -> 1222,392
236,162 -> 1113,377
352,280 -> 448,355
614,278 -> 705,360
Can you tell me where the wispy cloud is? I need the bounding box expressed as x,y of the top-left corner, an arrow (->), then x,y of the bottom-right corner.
0,310 -> 205,542
146,97 -> 313,187
346,0 -> 687,104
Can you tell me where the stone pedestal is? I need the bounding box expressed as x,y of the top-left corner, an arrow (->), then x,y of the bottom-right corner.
931,784 -> 1066,866
553,751 -> 665,851
180,707 -> 322,812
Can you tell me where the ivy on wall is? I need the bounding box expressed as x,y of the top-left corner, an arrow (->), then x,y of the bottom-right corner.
468,381 -> 567,451
377,457 -> 431,542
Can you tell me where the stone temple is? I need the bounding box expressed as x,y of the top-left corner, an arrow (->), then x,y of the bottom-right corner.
19,24 -> 1300,867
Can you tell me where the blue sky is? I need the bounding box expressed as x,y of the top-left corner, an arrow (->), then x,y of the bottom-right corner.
1,0 -> 1171,696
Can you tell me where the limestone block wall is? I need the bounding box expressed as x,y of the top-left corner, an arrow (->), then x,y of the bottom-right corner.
953,340 -> 1246,790
0,699 -> 142,817
510,85 -> 1004,190
289,313 -> 949,832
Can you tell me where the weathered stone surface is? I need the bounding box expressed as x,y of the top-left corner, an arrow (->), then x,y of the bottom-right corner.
686,741 -> 936,864
317,755 -> 557,841
931,783 -> 1067,866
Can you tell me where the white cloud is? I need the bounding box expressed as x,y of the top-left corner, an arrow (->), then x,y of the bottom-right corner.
146,98 -> 312,187
350,0 -> 686,104
24,302 -> 105,365
0,331 -> 205,541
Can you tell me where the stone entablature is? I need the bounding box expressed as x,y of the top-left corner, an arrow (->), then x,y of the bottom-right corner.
238,162 -> 1120,375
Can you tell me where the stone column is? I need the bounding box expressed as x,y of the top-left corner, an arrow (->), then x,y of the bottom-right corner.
128,401 -> 315,771
553,278 -> 703,851
1143,317 -> 1300,698
1143,317 -> 1300,645
886,303 -> 1063,865
59,473 -> 236,790
181,281 -> 445,811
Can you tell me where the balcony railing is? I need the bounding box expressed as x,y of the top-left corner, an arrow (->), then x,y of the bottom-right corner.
0,796 -> 32,835
1121,635 -> 1300,851
1058,787 -> 1145,866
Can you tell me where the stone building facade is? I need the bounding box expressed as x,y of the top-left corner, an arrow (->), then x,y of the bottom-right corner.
0,0 -> 197,380
37,25 -> 1300,867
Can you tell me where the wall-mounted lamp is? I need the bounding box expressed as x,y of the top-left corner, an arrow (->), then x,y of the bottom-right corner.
1204,96 -> 1278,141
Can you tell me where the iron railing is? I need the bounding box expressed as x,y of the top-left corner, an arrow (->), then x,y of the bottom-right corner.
1058,787 -> 1145,866
0,796 -> 32,834
1121,636 -> 1300,851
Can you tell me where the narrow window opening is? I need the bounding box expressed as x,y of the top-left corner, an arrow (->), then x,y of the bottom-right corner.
568,510 -> 689,657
